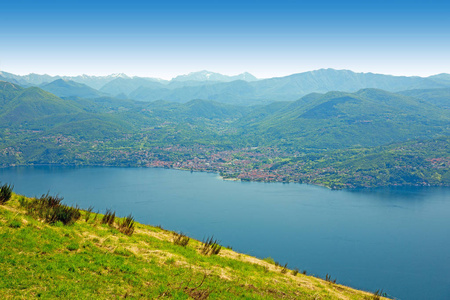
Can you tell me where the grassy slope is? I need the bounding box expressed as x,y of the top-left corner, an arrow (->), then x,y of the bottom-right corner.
0,195 -> 385,300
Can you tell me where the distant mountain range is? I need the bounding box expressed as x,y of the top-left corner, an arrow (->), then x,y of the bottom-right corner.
172,70 -> 258,82
0,72 -> 130,89
1,69 -> 450,105
40,79 -> 106,99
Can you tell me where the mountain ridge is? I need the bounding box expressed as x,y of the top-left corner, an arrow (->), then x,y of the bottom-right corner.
41,79 -> 106,99
0,82 -> 448,189
2,68 -> 448,95
172,70 -> 258,82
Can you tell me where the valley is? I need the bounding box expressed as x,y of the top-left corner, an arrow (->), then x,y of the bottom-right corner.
0,72 -> 449,189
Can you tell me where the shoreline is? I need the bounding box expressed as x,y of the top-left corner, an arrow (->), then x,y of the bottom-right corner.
2,162 -> 449,191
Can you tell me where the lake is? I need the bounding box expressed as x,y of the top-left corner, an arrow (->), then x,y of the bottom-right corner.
1,166 -> 449,300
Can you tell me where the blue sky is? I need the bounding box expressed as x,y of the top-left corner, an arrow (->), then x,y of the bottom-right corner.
1,0 -> 449,79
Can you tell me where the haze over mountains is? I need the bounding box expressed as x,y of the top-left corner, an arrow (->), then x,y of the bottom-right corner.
1,69 -> 450,105
172,70 -> 258,82
41,79 -> 106,99
1,67 -> 449,188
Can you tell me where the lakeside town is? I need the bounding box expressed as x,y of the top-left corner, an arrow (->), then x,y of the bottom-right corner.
2,132 -> 448,190
0,133 -> 341,186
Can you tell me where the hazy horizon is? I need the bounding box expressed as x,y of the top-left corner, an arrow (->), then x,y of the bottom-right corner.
1,0 -> 449,79
1,68 -> 449,81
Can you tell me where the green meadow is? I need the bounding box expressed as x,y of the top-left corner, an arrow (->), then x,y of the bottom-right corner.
0,192 -> 386,299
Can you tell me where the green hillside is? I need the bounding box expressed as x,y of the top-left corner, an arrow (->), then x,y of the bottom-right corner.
0,83 -> 448,189
239,89 -> 450,149
0,86 -> 83,127
0,81 -> 24,104
398,87 -> 450,109
41,79 -> 105,99
0,194 -> 387,299
267,137 -> 450,189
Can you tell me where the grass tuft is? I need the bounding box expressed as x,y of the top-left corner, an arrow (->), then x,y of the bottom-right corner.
0,191 -> 387,300
365,289 -> 386,300
84,206 -> 94,222
325,273 -> 337,284
173,232 -> 190,247
102,209 -> 116,226
201,236 -> 221,256
21,193 -> 81,225
118,214 -> 135,236
0,183 -> 14,205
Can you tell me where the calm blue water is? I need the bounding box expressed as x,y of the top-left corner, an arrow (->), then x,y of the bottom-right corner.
1,166 -> 449,300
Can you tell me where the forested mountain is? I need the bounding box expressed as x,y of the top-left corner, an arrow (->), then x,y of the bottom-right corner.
1,80 -> 448,146
398,87 -> 450,109
237,88 -> 449,149
0,78 -> 448,189
41,79 -> 106,99
0,81 -> 129,139
0,83 -> 81,126
428,73 -> 450,85
0,81 -> 23,104
0,74 -> 21,86
1,80 -> 449,148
